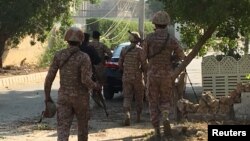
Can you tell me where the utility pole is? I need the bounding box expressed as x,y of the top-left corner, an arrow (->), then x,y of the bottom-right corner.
138,0 -> 145,39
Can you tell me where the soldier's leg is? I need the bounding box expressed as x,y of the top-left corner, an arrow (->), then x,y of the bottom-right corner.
123,80 -> 133,126
73,95 -> 89,141
160,78 -> 173,138
57,95 -> 74,141
134,79 -> 144,122
147,76 -> 161,139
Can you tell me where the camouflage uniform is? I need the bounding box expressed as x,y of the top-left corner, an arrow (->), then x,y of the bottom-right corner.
89,39 -> 112,85
142,11 -> 185,138
118,34 -> 147,125
44,27 -> 97,141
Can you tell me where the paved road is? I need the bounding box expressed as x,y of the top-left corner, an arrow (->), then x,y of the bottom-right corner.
185,57 -> 203,102
0,80 -> 60,124
0,57 -> 203,130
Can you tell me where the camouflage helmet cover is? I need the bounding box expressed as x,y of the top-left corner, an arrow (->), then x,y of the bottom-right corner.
44,101 -> 56,118
128,31 -> 140,42
152,11 -> 170,25
64,26 -> 84,42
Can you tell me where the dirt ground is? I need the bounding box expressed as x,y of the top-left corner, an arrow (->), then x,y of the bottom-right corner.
0,73 -> 209,141
0,83 -> 209,141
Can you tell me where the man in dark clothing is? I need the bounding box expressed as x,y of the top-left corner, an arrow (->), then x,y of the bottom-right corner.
80,33 -> 101,66
80,32 -> 104,116
89,31 -> 112,87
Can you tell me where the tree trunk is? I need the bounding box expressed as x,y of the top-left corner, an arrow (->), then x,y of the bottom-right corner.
0,36 -> 7,68
172,25 -> 217,80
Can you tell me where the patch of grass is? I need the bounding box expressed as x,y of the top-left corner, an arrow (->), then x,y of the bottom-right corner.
143,131 -> 155,141
34,123 -> 54,130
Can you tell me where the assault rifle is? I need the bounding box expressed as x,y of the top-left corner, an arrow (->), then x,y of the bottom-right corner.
91,71 -> 109,118
91,89 -> 109,117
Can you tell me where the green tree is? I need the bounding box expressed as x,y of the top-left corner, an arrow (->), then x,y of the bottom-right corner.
158,0 -> 250,79
146,0 -> 164,18
0,0 -> 98,68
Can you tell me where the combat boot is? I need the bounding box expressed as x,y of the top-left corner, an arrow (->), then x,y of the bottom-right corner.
153,127 -> 161,141
123,109 -> 131,126
163,120 -> 173,138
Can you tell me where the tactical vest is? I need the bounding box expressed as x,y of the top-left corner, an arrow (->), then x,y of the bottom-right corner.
59,52 -> 88,94
123,45 -> 143,77
147,33 -> 175,72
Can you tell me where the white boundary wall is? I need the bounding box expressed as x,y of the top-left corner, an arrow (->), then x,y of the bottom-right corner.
202,55 -> 250,97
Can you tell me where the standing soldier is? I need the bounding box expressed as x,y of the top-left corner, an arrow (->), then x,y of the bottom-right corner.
118,31 -> 147,126
44,26 -> 100,141
89,31 -> 112,89
80,32 -> 101,67
142,11 -> 185,140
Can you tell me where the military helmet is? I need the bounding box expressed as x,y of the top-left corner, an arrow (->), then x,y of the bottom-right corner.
64,26 -> 84,42
128,31 -> 140,42
44,101 -> 56,118
152,11 -> 170,25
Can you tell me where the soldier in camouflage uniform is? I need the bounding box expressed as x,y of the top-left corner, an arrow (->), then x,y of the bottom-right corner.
44,26 -> 100,141
142,11 -> 185,140
118,31 -> 147,126
89,31 -> 112,87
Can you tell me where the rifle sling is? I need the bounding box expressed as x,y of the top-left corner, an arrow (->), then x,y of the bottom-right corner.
59,50 -> 79,69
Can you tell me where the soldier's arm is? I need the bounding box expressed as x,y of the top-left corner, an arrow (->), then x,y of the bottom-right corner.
118,48 -> 125,70
172,38 -> 186,61
44,54 -> 59,102
141,39 -> 149,61
139,48 -> 148,73
81,55 -> 97,90
103,44 -> 112,58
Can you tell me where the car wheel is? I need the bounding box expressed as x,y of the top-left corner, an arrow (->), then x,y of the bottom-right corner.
103,85 -> 114,100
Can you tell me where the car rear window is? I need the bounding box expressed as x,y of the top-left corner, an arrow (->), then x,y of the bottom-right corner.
112,43 -> 130,58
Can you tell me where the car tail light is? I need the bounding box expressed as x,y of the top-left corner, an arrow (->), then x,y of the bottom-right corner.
105,62 -> 119,69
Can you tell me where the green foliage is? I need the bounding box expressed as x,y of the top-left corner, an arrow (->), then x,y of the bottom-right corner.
162,0 -> 248,26
0,0 -> 74,45
86,18 -> 154,48
214,37 -> 243,60
0,0 -> 79,68
0,1 -> 100,61
35,123 -> 54,130
88,0 -> 101,4
0,0 -> 101,67
146,0 -> 165,18
179,23 -> 244,57
246,74 -> 250,80
39,29 -> 67,67
158,0 -> 250,57
38,16 -> 153,67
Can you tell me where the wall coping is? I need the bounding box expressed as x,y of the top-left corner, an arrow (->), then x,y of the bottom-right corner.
0,72 -> 49,89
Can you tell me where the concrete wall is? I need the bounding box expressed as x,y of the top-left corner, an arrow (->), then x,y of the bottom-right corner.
3,36 -> 46,67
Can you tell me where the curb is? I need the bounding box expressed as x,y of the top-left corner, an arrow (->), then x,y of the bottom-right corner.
0,72 -> 48,88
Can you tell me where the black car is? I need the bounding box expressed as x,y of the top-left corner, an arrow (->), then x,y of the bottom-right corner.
103,42 -> 130,100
